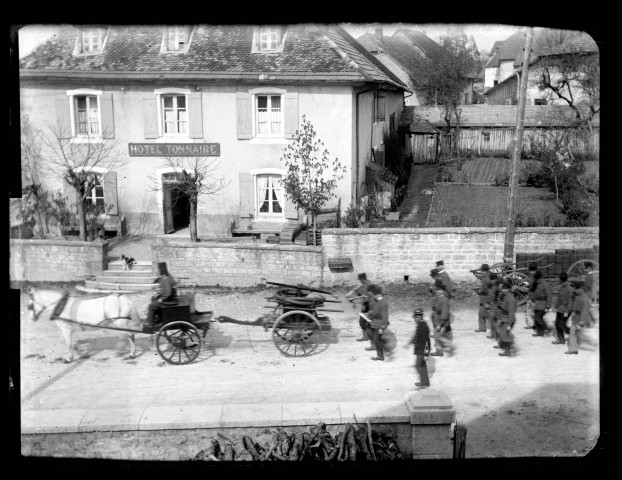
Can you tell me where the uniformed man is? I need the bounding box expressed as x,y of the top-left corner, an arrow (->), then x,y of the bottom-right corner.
521,263 -> 539,329
408,308 -> 430,388
430,279 -> 453,357
363,284 -> 389,361
428,268 -> 439,296
583,261 -> 598,327
566,281 -> 591,355
552,272 -> 573,345
496,279 -> 517,356
145,262 -> 178,326
435,260 -> 453,298
487,274 -> 500,341
529,271 -> 552,337
346,273 -> 373,344
475,264 -> 490,333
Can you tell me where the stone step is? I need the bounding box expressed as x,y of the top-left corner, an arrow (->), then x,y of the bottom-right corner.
85,279 -> 158,292
96,275 -> 158,284
102,269 -> 154,277
106,261 -> 152,272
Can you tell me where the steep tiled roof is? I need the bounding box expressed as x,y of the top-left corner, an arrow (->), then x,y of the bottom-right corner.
358,32 -> 423,73
19,24 -> 406,89
410,105 -> 600,127
393,29 -> 443,57
399,107 -> 438,133
532,31 -> 599,57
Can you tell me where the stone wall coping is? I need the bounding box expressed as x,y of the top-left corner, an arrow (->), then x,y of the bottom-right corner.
21,400 -> 415,434
10,238 -> 110,248
323,227 -> 599,235
154,241 -> 322,253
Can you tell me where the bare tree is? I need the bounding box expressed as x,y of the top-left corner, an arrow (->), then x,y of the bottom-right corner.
532,29 -> 600,125
20,115 -> 49,238
41,121 -> 126,241
405,28 -> 480,162
149,156 -> 228,242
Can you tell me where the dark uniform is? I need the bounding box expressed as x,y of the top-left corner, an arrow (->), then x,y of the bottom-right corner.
566,286 -> 591,354
553,277 -> 573,344
146,262 -> 178,325
430,281 -> 452,356
346,275 -> 373,342
435,261 -> 453,298
409,309 -> 430,388
529,273 -> 552,336
496,286 -> 517,356
476,265 -> 491,333
487,275 -> 501,341
364,285 -> 389,361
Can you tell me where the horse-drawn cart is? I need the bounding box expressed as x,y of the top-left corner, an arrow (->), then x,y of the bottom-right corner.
26,280 -> 342,366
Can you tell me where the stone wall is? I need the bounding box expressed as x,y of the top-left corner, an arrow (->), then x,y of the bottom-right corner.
151,240 -> 323,287
9,239 -> 108,283
321,227 -> 599,285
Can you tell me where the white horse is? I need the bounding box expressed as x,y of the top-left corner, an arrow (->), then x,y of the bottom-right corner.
25,288 -> 142,363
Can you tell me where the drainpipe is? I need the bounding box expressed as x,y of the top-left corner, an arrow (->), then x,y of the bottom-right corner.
514,71 -> 520,104
355,85 -> 379,204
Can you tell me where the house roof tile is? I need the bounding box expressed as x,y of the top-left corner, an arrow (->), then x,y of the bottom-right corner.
398,107 -> 438,133
409,104 -> 599,127
19,24 -> 406,89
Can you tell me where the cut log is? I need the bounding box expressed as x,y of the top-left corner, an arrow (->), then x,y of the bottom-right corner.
367,420 -> 376,461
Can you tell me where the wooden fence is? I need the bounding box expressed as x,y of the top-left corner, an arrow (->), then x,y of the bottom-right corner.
408,127 -> 599,161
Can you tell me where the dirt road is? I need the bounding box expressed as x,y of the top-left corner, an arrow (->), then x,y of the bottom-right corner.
18,283 -> 600,458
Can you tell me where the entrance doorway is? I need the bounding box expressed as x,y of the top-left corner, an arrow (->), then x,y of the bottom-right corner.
162,173 -> 190,234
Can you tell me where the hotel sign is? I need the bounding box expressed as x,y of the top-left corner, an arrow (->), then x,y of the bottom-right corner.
128,143 -> 220,156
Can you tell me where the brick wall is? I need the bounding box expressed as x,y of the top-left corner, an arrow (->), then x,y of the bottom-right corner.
10,239 -> 108,282
321,227 -> 599,285
152,240 -> 323,287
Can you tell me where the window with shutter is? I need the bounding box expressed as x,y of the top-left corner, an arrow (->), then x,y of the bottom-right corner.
65,89 -> 107,140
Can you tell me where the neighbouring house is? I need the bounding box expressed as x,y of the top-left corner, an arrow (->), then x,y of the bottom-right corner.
484,29 -> 598,107
19,24 -> 407,238
403,104 -> 599,158
358,27 -> 451,107
398,109 -> 439,163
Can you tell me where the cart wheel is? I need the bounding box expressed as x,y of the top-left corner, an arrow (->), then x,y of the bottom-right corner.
271,310 -> 323,357
502,272 -> 530,303
567,260 -> 599,281
490,262 -> 513,275
156,320 -> 203,365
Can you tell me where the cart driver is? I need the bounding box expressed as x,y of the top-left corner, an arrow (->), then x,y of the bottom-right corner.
144,262 -> 178,326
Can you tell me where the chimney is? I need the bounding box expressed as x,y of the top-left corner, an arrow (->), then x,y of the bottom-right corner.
375,27 -> 383,44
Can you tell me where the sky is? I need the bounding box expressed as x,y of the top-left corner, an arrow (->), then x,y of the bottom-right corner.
16,23 -> 527,58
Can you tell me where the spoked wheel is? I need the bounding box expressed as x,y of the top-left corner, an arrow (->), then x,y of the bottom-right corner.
271,310 -> 323,357
567,260 -> 599,281
156,320 -> 203,365
490,262 -> 514,276
503,272 -> 531,304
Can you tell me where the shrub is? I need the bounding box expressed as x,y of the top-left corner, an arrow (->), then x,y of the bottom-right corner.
342,203 -> 368,228
49,192 -> 77,237
494,172 -> 510,186
392,184 -> 408,209
437,165 -> 453,183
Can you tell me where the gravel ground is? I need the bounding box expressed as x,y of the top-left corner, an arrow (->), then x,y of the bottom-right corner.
18,281 -> 601,459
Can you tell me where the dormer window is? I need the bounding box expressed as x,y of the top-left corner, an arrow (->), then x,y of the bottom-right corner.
161,26 -> 193,53
74,28 -> 107,56
252,26 -> 287,54
260,27 -> 281,50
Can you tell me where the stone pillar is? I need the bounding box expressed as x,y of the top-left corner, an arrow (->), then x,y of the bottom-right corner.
404,389 -> 456,459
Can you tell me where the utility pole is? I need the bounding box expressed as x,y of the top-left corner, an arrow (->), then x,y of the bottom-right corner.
503,28 -> 534,262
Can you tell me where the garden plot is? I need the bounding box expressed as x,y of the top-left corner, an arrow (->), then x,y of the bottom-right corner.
426,185 -> 565,227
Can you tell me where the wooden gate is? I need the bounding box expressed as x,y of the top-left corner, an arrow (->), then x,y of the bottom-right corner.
411,133 -> 438,163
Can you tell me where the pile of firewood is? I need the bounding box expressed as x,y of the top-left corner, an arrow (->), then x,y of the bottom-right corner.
193,420 -> 403,461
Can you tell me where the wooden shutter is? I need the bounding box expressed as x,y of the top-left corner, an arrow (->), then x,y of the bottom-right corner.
55,96 -> 72,139
142,97 -> 159,139
102,171 -> 118,215
239,172 -> 254,217
188,92 -> 204,139
283,92 -> 299,139
283,193 -> 299,220
236,92 -> 253,139
100,93 -> 115,139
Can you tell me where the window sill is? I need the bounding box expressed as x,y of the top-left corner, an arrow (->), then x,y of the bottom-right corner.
249,137 -> 289,145
71,136 -> 104,144
156,137 -> 193,143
